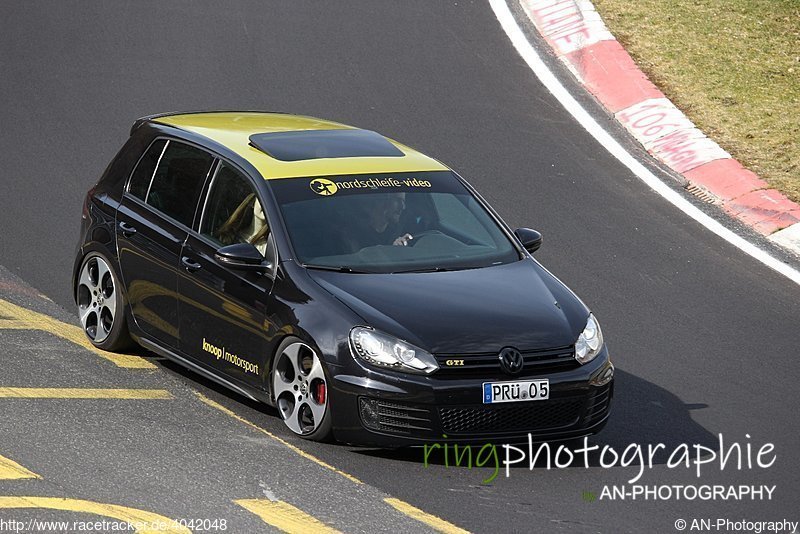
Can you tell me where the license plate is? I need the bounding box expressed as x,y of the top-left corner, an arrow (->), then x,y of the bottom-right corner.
482,379 -> 549,404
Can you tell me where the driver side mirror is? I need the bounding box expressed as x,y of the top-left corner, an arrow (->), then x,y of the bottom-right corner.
215,243 -> 273,273
514,228 -> 543,254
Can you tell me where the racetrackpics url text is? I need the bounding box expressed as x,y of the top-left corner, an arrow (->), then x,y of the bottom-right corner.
0,518 -> 227,532
422,433 -> 776,484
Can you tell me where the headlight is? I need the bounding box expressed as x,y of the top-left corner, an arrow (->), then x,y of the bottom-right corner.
575,313 -> 604,364
350,327 -> 439,374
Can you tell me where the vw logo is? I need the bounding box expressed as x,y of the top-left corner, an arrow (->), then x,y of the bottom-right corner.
498,347 -> 524,375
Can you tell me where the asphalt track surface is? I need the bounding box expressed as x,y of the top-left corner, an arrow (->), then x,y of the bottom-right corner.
1,2 -> 799,533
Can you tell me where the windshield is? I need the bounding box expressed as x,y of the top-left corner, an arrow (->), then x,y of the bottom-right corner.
269,171 -> 520,273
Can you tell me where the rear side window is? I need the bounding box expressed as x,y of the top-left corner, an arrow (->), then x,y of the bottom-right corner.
145,141 -> 215,227
128,139 -> 167,200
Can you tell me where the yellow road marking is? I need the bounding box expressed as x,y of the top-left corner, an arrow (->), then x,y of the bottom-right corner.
384,498 -> 470,534
0,455 -> 40,480
0,496 -> 191,533
0,298 -> 155,369
0,388 -> 173,399
236,499 -> 341,534
195,392 -> 363,485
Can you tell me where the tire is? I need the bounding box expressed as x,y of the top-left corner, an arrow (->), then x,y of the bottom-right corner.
76,251 -> 133,351
271,336 -> 333,442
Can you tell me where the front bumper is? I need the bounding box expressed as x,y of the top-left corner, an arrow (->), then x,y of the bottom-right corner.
328,345 -> 614,447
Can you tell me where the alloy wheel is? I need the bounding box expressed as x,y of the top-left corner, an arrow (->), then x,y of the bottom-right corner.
77,255 -> 117,344
273,342 -> 328,435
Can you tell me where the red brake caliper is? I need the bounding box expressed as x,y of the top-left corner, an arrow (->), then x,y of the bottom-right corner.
315,382 -> 326,404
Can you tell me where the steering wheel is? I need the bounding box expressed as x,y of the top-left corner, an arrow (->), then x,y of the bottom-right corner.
408,230 -> 445,246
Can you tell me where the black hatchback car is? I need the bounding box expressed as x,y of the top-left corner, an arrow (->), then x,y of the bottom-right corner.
73,111 -> 613,446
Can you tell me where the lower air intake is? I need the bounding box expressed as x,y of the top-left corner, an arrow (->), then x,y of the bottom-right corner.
439,399 -> 583,434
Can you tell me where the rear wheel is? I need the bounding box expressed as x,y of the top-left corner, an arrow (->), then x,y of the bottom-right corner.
76,252 -> 132,351
271,337 -> 333,441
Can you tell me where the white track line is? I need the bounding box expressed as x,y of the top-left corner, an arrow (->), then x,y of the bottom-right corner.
489,0 -> 800,286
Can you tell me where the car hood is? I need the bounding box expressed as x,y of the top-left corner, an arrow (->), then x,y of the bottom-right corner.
306,259 -> 588,354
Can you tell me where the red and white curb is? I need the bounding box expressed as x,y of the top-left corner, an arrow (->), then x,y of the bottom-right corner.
519,0 -> 800,254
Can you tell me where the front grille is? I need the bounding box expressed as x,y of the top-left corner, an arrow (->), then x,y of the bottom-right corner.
434,346 -> 578,378
359,397 -> 434,435
439,398 -> 583,434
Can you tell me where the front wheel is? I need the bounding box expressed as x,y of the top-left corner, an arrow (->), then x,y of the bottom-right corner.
76,252 -> 133,351
271,337 -> 333,441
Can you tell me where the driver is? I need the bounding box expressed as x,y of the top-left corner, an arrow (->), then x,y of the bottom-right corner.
347,192 -> 413,249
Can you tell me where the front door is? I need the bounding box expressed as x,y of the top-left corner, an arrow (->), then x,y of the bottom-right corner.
177,161 -> 276,389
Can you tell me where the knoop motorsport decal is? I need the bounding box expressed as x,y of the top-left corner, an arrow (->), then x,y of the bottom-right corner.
202,338 -> 259,375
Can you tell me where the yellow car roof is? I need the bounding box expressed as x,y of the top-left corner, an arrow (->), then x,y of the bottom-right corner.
153,112 -> 449,180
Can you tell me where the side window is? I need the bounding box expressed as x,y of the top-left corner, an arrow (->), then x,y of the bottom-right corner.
145,141 -> 215,227
200,162 -> 270,257
128,139 -> 167,200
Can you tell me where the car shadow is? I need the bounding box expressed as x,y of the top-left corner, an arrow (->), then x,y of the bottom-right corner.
150,353 -> 718,470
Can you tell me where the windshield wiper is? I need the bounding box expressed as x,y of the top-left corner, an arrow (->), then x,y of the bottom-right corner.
302,264 -> 374,274
392,266 -> 456,274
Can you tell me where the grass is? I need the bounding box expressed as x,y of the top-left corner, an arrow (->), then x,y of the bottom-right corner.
592,0 -> 800,203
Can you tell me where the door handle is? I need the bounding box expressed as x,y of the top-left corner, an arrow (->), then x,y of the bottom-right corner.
181,256 -> 202,272
118,221 -> 137,237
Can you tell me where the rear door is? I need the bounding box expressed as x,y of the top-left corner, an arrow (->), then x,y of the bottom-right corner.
116,138 -> 215,347
177,161 -> 277,388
